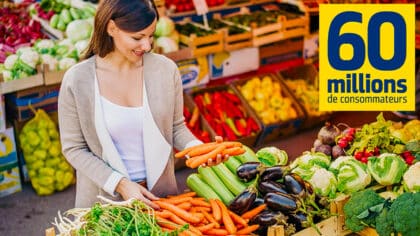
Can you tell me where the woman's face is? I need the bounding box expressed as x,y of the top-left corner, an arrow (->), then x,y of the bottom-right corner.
108,18 -> 157,63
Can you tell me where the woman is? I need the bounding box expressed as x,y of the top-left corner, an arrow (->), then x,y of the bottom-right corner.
58,0 -> 207,209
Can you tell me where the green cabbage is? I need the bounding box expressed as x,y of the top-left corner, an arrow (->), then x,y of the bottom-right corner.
331,157 -> 371,193
290,151 -> 331,169
307,168 -> 337,197
154,16 -> 175,37
403,162 -> 420,192
256,147 -> 288,166
66,19 -> 93,42
367,153 -> 407,186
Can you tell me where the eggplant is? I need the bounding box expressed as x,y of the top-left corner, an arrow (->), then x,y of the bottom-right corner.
228,187 -> 257,215
264,192 -> 298,213
288,212 -> 309,231
249,210 -> 288,226
250,197 -> 265,209
258,180 -> 288,195
236,162 -> 261,182
284,174 -> 305,197
260,165 -> 285,182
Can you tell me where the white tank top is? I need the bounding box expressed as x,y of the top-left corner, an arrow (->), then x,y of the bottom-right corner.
100,96 -> 146,182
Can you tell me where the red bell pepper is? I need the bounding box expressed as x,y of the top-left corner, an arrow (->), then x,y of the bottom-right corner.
183,106 -> 191,120
194,95 -> 205,112
223,91 -> 242,104
247,117 -> 260,132
222,123 -> 237,141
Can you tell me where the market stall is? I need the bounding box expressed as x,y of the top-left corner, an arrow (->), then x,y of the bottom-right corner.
0,0 -> 419,236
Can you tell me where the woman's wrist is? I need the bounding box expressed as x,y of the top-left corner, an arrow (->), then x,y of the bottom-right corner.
115,177 -> 129,194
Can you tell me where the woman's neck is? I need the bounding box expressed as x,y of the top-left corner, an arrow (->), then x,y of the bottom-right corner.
97,52 -> 143,73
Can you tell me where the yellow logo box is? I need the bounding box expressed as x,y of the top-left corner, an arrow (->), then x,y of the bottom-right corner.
319,4 -> 415,111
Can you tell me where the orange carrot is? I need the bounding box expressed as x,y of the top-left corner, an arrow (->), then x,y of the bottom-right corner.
155,210 -> 172,218
192,206 -> 211,212
154,201 -> 201,224
187,144 -> 226,168
179,229 -> 201,236
196,223 -> 216,233
188,143 -> 219,157
223,141 -> 243,148
176,202 -> 192,210
155,216 -> 181,230
236,224 -> 260,234
205,228 -> 229,235
210,199 -> 222,222
228,211 -> 248,227
191,199 -> 211,207
192,212 -> 205,222
163,197 -> 193,205
241,204 -> 267,219
222,147 -> 245,156
215,199 -> 237,234
201,209 -> 220,228
168,191 -> 196,198
175,142 -> 215,158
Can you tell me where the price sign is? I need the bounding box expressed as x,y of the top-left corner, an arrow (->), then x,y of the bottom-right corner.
319,4 -> 415,111
192,0 -> 209,15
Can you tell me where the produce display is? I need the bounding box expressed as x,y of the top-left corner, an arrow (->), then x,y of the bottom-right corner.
175,23 -> 216,37
192,89 -> 260,141
0,3 -> 45,63
207,19 -> 247,35
19,109 -> 74,195
166,0 -> 224,13
236,75 -> 298,125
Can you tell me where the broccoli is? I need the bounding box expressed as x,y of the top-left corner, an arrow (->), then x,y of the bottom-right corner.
343,189 -> 385,232
387,192 -> 420,236
375,204 -> 394,236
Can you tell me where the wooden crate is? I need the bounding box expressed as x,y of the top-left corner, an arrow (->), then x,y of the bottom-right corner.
188,84 -> 263,147
0,69 -> 44,95
231,73 -> 306,146
279,13 -> 310,39
211,15 -> 254,51
43,65 -> 65,86
177,21 -> 224,57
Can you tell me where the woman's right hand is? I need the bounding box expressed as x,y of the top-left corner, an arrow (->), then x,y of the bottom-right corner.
116,178 -> 160,209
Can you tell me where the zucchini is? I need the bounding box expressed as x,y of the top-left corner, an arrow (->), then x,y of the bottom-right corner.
212,164 -> 246,195
224,156 -> 242,174
234,145 -> 259,163
198,167 -> 235,205
186,173 -> 221,201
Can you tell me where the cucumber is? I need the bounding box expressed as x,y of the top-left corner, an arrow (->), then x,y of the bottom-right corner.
224,156 -> 242,174
186,173 -> 221,201
198,166 -> 234,205
212,164 -> 246,196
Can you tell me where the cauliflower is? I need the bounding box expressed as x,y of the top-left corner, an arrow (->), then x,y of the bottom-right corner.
256,147 -> 288,166
307,168 -> 337,197
34,39 -> 56,54
403,162 -> 420,192
19,49 -> 40,68
59,58 -> 76,71
2,70 -> 13,81
41,54 -> 58,71
4,54 -> 18,70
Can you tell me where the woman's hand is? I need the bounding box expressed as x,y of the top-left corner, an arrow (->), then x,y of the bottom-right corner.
205,135 -> 229,167
116,178 -> 160,209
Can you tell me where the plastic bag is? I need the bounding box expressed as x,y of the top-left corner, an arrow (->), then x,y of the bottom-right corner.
19,108 -> 74,196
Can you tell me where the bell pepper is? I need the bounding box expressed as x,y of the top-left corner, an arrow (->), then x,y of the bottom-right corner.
224,91 -> 242,104
225,118 -> 242,137
222,123 -> 237,141
194,95 -> 205,112
247,117 -> 260,132
235,118 -> 247,136
183,106 -> 191,120
214,123 -> 225,137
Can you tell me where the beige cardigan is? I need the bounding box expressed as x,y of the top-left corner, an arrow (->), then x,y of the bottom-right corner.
58,53 -> 199,208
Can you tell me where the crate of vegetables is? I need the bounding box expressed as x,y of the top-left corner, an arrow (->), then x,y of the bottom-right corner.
223,10 -> 284,47
276,10 -> 309,40
231,73 -> 305,145
280,64 -> 332,130
207,16 -> 253,51
189,85 -> 262,147
175,21 -> 224,57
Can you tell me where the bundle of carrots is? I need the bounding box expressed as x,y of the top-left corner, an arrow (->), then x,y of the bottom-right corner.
175,137 -> 245,169
153,191 -> 263,236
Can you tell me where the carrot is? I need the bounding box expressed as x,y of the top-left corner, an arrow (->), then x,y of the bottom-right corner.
228,211 -> 248,227
201,209 -> 220,228
192,206 -> 211,212
210,199 -> 222,222
197,222 -> 217,233
241,204 -> 267,219
167,191 -> 196,198
163,197 -> 193,204
215,199 -> 237,234
155,210 -> 172,218
205,228 -> 229,235
192,212 -> 205,222
191,199 -> 212,207
222,147 -> 245,156
154,201 -> 201,224
188,143 -> 219,157
187,144 -> 226,168
175,142 -> 215,158
223,141 -> 243,148
176,202 -> 192,210
236,224 -> 260,234
179,229 -> 201,236
155,216 -> 181,230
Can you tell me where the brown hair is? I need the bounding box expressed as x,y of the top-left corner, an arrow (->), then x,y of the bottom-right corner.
83,0 -> 158,59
